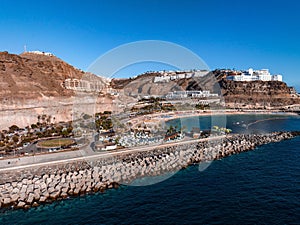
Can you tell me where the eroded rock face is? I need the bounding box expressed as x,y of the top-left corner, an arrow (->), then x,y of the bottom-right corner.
0,51 -> 82,129
219,79 -> 300,108
0,51 -> 113,129
0,51 -> 83,99
111,70 -> 300,109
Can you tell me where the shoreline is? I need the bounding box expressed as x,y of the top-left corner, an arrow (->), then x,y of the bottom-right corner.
133,109 -> 299,125
1,109 -> 298,167
0,131 -> 299,210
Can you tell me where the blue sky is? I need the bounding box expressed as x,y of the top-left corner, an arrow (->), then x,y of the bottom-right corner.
0,0 -> 300,90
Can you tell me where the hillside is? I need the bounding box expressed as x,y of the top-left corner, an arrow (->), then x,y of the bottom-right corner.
0,51 -> 111,129
0,51 -> 84,100
219,79 -> 300,108
0,50 -> 299,129
111,70 -> 300,109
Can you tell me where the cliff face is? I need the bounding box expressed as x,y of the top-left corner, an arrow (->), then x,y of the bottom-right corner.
219,79 -> 300,108
111,72 -> 299,109
0,51 -> 84,100
0,51 -> 91,129
0,51 -> 114,129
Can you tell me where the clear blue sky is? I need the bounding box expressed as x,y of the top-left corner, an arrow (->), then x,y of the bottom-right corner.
1,0 -> 300,90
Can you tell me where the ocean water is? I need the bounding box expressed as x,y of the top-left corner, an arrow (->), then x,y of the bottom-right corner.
0,114 -> 300,224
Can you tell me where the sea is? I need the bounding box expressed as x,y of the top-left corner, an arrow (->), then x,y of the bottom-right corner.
0,113 -> 300,225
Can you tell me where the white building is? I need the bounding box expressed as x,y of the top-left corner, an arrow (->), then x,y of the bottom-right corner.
153,76 -> 170,83
153,70 -> 209,83
227,68 -> 283,82
28,50 -> 54,56
166,90 -> 218,99
272,74 -> 283,81
63,78 -> 106,92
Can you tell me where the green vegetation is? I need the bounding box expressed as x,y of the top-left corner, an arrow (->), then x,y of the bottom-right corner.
132,99 -> 176,115
9,125 -> 20,132
95,111 -> 113,130
0,114 -> 74,156
195,103 -> 210,110
212,126 -> 232,134
138,97 -> 166,103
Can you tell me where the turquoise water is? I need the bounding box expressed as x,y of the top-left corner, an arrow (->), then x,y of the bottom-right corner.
1,114 -> 300,224
167,113 -> 300,134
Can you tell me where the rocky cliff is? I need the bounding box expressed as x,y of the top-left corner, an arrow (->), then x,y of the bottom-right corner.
219,79 -> 300,108
0,51 -> 112,129
111,70 -> 300,109
0,51 -> 84,99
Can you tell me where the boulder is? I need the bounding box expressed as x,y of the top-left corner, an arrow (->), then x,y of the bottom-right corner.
11,182 -> 18,188
40,182 -> 47,191
49,191 -> 60,199
16,201 -> 26,208
11,194 -> 19,202
26,193 -> 34,204
60,192 -> 68,199
48,187 -> 55,194
19,192 -> 27,201
26,184 -> 34,194
39,196 -> 47,203
61,187 -> 69,193
41,190 -> 49,198
12,187 -> 19,194
32,202 -> 39,207
73,188 -> 80,195
33,189 -> 40,201
3,197 -> 11,205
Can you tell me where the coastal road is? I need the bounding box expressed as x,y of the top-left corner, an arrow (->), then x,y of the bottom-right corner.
0,135 -> 226,172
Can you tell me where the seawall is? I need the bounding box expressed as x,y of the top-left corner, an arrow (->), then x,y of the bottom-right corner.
0,131 -> 299,209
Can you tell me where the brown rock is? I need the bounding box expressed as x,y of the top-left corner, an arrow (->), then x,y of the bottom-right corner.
11,194 -> 19,202
26,193 -> 34,204
32,202 -> 39,207
39,196 -> 47,203
3,197 -> 11,205
49,191 -> 60,199
16,201 -> 26,208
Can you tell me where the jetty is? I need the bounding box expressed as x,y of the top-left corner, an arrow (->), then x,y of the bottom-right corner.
0,131 -> 299,209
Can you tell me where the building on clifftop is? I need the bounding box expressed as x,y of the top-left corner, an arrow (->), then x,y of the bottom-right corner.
226,68 -> 282,82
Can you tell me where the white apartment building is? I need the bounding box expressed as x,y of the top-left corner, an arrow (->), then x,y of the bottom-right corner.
166,90 -> 218,99
227,68 -> 283,82
153,70 -> 209,83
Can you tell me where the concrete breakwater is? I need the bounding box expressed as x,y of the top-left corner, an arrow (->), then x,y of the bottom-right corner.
0,131 -> 299,209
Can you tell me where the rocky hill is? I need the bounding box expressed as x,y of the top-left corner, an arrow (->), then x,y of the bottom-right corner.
0,51 -> 110,129
219,79 -> 300,108
0,50 -> 299,129
111,70 -> 300,109
0,51 -> 83,100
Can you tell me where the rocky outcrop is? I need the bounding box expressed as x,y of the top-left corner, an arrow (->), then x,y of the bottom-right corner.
0,131 -> 299,210
219,79 -> 300,108
0,51 -> 113,129
0,51 -> 83,99
110,71 -> 300,109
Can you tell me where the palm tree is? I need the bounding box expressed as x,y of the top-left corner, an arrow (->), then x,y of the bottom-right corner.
41,114 -> 47,124
37,115 -> 41,124
46,115 -> 52,125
